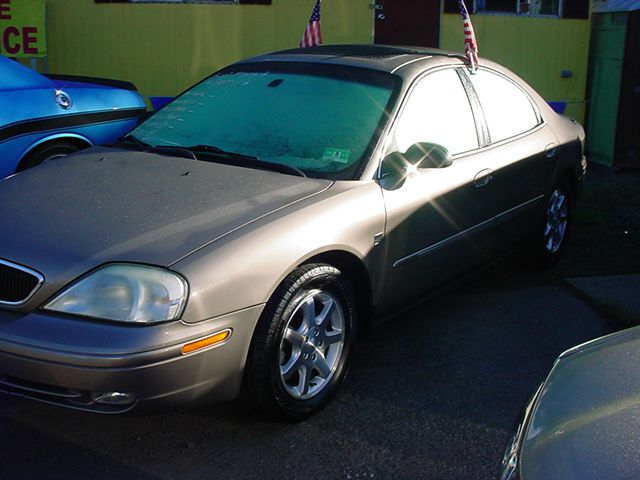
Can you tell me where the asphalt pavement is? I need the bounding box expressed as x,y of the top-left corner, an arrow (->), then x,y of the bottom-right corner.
0,260 -> 622,480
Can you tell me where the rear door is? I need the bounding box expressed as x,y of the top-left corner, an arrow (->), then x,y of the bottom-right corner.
463,68 -> 558,249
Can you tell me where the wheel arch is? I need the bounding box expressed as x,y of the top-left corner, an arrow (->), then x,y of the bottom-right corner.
301,250 -> 374,337
557,167 -> 578,205
17,133 -> 93,172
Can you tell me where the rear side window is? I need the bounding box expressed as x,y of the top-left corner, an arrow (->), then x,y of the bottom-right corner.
469,70 -> 540,143
393,68 -> 479,156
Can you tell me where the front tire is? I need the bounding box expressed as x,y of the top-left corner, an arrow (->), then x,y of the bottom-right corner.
241,263 -> 355,421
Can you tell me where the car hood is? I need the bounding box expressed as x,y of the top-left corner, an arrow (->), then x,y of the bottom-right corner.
521,326 -> 640,480
0,147 -> 331,301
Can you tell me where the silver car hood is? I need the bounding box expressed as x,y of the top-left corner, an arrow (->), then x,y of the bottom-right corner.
521,326 -> 640,480
0,148 -> 331,301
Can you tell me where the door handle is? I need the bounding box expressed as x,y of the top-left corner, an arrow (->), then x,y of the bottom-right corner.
474,169 -> 493,188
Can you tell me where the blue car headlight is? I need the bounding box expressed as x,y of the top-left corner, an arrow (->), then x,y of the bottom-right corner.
500,383 -> 544,480
44,263 -> 188,324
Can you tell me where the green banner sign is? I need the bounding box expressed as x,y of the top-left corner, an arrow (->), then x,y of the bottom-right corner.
0,0 -> 46,57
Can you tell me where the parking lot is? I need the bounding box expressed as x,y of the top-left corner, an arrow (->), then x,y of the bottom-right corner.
0,257 -> 614,480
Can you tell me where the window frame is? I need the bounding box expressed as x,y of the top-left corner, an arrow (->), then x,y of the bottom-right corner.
459,67 -> 544,146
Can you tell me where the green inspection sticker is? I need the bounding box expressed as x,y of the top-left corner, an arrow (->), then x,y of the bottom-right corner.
322,147 -> 351,164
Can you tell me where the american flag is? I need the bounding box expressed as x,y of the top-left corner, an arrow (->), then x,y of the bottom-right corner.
300,0 -> 322,48
458,0 -> 479,69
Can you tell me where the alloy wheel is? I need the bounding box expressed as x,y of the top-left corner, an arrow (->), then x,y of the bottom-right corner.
544,189 -> 569,254
278,289 -> 345,400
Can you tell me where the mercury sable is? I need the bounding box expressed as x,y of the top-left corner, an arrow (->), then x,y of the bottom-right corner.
0,45 -> 585,420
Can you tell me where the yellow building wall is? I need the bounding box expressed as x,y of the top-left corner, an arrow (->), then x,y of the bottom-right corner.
44,0 -> 372,98
440,14 -> 590,121
42,2 -> 589,121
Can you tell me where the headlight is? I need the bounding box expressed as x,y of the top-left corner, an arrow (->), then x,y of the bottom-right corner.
44,264 -> 188,324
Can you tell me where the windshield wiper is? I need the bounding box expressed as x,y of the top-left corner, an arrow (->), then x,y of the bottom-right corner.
147,145 -> 197,160
119,139 -> 306,177
186,145 -> 307,178
120,135 -> 196,160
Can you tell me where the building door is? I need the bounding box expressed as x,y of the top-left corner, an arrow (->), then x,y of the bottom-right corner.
373,0 -> 440,48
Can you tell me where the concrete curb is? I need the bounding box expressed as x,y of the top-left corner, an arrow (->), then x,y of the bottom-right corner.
566,274 -> 640,325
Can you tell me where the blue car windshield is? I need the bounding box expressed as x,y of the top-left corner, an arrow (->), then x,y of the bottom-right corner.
130,62 -> 398,179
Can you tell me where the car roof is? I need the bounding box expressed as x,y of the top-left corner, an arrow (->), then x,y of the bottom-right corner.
239,44 -> 470,76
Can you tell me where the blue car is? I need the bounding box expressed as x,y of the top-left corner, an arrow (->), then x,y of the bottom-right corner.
0,55 -> 146,178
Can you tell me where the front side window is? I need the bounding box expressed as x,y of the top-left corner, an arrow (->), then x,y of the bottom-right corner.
468,69 -> 540,143
392,68 -> 479,156
130,63 -> 398,179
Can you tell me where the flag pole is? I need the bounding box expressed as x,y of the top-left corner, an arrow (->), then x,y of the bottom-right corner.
458,0 -> 479,73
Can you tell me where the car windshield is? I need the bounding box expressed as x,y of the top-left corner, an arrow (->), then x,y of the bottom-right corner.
129,62 -> 398,179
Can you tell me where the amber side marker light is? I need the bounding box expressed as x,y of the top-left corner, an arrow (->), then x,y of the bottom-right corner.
182,329 -> 232,355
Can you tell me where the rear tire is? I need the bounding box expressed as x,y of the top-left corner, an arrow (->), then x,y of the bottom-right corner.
17,141 -> 82,172
536,180 -> 572,266
241,264 -> 355,421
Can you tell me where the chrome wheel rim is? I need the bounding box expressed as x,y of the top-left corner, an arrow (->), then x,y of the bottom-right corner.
41,153 -> 69,164
544,189 -> 569,254
278,289 -> 345,400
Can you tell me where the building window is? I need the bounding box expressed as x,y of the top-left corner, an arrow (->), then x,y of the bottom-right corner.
444,0 -> 587,18
475,0 -> 560,15
129,1 -> 235,3
95,0 -> 271,5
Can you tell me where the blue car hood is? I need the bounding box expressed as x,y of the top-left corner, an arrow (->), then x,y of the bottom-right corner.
521,326 -> 640,480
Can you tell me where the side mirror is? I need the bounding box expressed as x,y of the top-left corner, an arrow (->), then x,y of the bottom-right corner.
404,142 -> 453,169
379,142 -> 452,190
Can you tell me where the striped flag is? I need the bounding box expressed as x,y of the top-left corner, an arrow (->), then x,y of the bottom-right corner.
300,0 -> 322,48
458,0 -> 479,70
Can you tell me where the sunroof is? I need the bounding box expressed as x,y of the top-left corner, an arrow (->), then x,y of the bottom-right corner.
274,45 -> 428,58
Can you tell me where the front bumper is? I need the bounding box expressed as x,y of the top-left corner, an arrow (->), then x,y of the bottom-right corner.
0,304 -> 263,413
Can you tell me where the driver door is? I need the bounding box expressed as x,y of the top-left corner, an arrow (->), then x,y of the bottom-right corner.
376,67 -> 499,314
